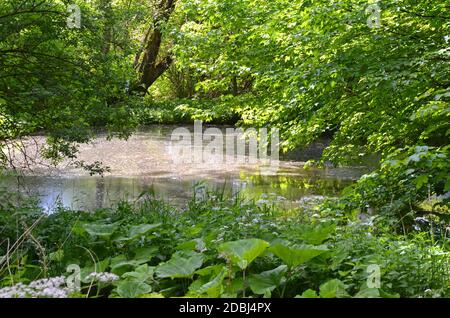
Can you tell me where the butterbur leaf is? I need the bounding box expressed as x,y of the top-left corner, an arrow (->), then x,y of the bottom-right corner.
116,280 -> 152,298
122,264 -> 155,282
379,289 -> 400,298
177,238 -> 206,252
190,268 -> 227,298
128,223 -> 161,238
195,265 -> 225,277
133,247 -> 159,263
110,255 -> 147,275
297,289 -> 319,298
218,239 -> 269,270
114,223 -> 161,242
319,279 -> 348,298
249,265 -> 287,297
297,223 -> 336,245
82,222 -> 120,238
354,287 -> 380,298
269,243 -> 328,268
140,293 -> 165,298
156,250 -> 204,279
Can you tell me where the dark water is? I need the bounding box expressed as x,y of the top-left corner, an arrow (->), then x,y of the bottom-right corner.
0,126 -> 370,211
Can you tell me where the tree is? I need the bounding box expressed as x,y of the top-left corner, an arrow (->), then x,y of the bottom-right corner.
133,0 -> 177,93
0,0 -> 136,168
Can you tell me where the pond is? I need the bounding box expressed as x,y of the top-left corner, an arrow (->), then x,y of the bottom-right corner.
0,126 -> 371,211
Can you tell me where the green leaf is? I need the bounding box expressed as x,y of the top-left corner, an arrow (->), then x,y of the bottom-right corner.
129,223 -> 161,238
189,268 -> 227,298
133,247 -> 159,263
176,238 -> 206,252
297,289 -> 319,298
110,255 -> 146,276
269,243 -> 328,268
297,223 -> 336,245
195,265 -> 225,277
354,287 -> 380,298
156,250 -> 204,279
122,264 -> 155,282
319,279 -> 348,298
48,249 -> 64,262
445,177 -> 450,192
414,175 -> 428,189
218,239 -> 269,270
379,289 -> 400,298
82,222 -> 120,238
116,280 -> 152,298
114,223 -> 161,242
249,265 -> 287,297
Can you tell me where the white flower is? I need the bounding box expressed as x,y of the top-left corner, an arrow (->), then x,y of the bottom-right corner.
86,272 -> 119,284
256,199 -> 269,206
0,276 -> 72,298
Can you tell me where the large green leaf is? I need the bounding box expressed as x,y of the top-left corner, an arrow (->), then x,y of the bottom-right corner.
297,223 -> 336,245
129,223 -> 161,238
269,243 -> 328,268
195,265 -> 225,277
122,264 -> 155,282
319,279 -> 348,298
82,222 -> 120,238
114,223 -> 161,242
133,247 -> 159,263
249,265 -> 287,297
297,289 -> 319,298
218,239 -> 269,270
189,268 -> 227,298
116,280 -> 152,298
155,251 -> 204,279
354,287 -> 380,298
110,255 -> 146,276
176,238 -> 207,252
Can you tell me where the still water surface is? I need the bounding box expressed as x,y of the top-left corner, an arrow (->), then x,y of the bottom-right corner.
1,126 -> 370,211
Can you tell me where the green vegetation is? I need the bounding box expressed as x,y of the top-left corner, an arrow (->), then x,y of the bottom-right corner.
0,191 -> 449,298
0,0 -> 449,298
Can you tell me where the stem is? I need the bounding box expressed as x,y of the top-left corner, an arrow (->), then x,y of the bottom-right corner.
242,269 -> 246,298
281,269 -> 292,298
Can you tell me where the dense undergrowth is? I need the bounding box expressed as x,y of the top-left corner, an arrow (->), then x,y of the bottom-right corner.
0,189 -> 448,298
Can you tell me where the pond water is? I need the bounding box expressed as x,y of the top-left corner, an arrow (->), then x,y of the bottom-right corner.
0,126 -> 370,211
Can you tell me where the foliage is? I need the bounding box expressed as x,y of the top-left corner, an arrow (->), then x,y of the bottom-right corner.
0,0 -> 449,300
0,193 -> 448,298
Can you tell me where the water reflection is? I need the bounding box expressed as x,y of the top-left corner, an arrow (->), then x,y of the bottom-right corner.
0,126 -> 370,211
0,170 -> 361,211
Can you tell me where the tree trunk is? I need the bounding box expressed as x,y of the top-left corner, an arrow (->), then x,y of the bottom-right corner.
231,76 -> 238,96
133,0 -> 176,93
99,0 -> 113,56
